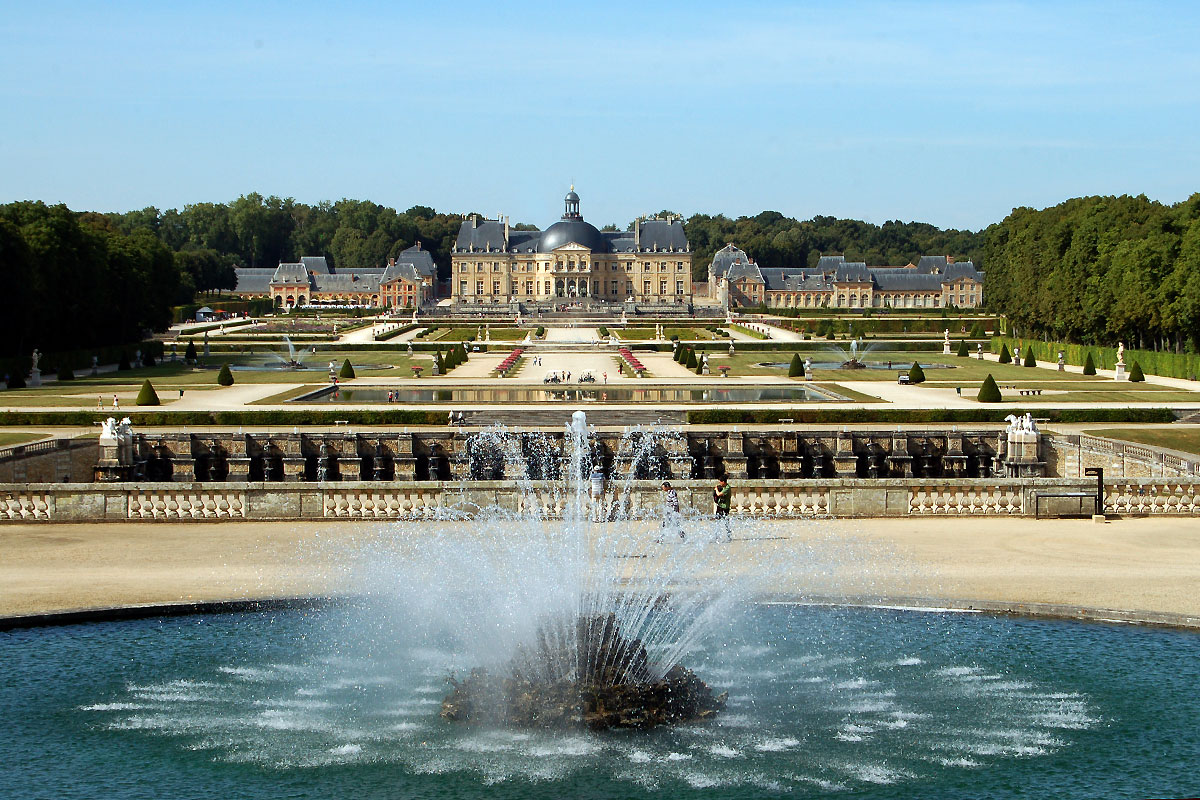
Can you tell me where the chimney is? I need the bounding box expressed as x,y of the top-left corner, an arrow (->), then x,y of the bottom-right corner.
503,215 -> 510,247
634,220 -> 640,250
388,257 -> 395,267
470,214 -> 477,228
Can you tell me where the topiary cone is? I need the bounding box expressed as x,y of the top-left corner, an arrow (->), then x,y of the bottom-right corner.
1024,346 -> 1036,367
136,379 -> 160,406
789,353 -> 804,377
956,340 -> 969,357
977,373 -> 1002,403
339,358 -> 356,379
217,364 -> 234,386
1083,353 -> 1096,375
1129,361 -> 1145,382
998,343 -> 1011,364
908,361 -> 926,384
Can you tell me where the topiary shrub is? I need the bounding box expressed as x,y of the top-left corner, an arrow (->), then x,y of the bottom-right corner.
1083,353 -> 1096,375
998,343 -> 1011,364
908,362 -> 926,384
598,326 -> 608,337
435,351 -> 445,373
1024,346 -> 1036,367
535,326 -> 545,338
1129,361 -> 1145,382
185,341 -> 197,362
58,364 -> 75,381
217,364 -> 234,386
686,348 -> 698,370
339,359 -> 356,379
977,373 -> 1002,403
956,340 -> 969,357
789,353 -> 804,377
118,352 -> 131,371
136,379 -> 160,406
459,342 -> 469,362
970,322 -> 986,338
695,359 -> 704,375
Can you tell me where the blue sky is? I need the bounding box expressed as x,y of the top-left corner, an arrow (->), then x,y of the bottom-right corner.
2,0 -> 1197,230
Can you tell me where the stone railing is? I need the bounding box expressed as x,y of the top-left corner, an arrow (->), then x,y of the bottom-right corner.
9,477 -> 1199,521
1052,435 -> 1200,479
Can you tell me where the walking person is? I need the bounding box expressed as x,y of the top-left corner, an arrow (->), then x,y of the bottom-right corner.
659,481 -> 682,541
712,475 -> 733,541
96,395 -> 103,410
112,394 -> 119,410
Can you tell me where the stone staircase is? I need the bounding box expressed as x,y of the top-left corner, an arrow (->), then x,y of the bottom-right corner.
460,408 -> 687,428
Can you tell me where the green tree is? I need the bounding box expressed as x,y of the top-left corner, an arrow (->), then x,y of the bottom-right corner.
1023,346 -> 1036,367
956,340 -> 969,357
998,343 -> 1011,364
435,351 -> 445,373
136,379 -> 160,406
1128,361 -> 1145,382
908,362 -> 926,383
217,363 -> 234,386
788,352 -> 804,377
185,340 -> 197,362
977,374 -> 1002,402
339,359 -> 356,379
1083,352 -> 1097,375
686,348 -> 699,369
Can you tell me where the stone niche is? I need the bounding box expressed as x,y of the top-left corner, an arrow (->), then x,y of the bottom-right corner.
105,427 -> 1040,484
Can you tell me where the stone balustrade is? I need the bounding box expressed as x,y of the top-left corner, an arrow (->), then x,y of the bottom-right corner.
5,477 -> 1200,522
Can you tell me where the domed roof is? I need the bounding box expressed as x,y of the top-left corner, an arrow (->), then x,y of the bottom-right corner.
537,219 -> 610,253
565,188 -> 580,203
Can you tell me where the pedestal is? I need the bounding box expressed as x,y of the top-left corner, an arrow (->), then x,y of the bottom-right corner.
943,344 -> 952,355
1114,363 -> 1127,381
29,368 -> 41,387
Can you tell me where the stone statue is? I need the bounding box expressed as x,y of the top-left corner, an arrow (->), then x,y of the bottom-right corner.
91,355 -> 99,376
977,343 -> 983,359
850,339 -> 859,359
943,329 -> 950,346
135,349 -> 142,365
728,342 -> 735,356
100,417 -> 118,441
1117,342 -> 1125,366
407,342 -> 414,356
30,348 -> 41,371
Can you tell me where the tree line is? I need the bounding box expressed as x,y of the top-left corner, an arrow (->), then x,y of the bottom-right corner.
983,193 -> 1200,352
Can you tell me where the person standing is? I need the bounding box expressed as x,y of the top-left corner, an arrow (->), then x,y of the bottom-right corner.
589,464 -> 605,521
96,395 -> 103,410
712,476 -> 733,541
660,481 -> 681,541
112,394 -> 119,410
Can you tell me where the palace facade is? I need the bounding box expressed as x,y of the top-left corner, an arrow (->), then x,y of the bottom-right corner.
233,245 -> 437,308
710,245 -> 984,310
450,189 -> 692,306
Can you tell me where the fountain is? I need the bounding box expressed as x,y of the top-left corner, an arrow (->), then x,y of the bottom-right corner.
15,414 -> 1187,796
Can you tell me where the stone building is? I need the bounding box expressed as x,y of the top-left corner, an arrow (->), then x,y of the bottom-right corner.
233,245 -> 437,309
451,189 -> 692,308
710,246 -> 984,310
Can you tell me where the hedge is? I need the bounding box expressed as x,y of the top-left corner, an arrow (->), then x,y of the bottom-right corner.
372,323 -> 420,341
686,408 -> 1178,425
992,336 -> 1200,381
0,410 -> 451,426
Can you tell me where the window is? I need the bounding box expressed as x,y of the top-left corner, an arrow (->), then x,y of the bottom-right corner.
610,280 -> 618,294
677,262 -> 684,270
476,281 -> 484,295
675,280 -> 684,294
459,280 -> 467,295
525,280 -> 533,294
643,280 -> 651,295
493,281 -> 501,295
544,281 -> 551,294
660,281 -> 667,294
625,280 -> 633,295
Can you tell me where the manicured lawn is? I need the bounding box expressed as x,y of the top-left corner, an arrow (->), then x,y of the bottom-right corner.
617,327 -> 723,341
816,383 -> 887,403
0,431 -> 48,447
434,327 -> 531,342
1086,427 -> 1200,456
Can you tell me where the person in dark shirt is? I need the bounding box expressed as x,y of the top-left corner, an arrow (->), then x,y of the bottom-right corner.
712,476 -> 733,542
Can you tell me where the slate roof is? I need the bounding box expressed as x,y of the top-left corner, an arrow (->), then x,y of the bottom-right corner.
394,244 -> 437,278
311,270 -> 385,293
380,262 -> 424,284
301,256 -> 330,274
271,263 -> 309,284
716,250 -> 983,293
233,268 -> 277,294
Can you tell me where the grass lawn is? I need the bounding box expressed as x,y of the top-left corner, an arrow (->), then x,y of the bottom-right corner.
617,327 -> 724,341
433,327 -> 530,342
816,383 -> 887,403
1086,427 -> 1200,456
0,431 -> 49,447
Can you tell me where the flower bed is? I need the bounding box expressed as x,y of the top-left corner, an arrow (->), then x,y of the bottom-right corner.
497,348 -> 525,377
618,347 -> 645,376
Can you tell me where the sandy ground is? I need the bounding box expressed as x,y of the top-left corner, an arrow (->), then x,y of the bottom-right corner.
3,516 -> 1200,622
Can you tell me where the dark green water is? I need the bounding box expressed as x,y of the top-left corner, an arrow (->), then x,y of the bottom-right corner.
3,605 -> 1198,799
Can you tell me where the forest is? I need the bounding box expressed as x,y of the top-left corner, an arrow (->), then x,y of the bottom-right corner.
983,193 -> 1200,351
4,190 -> 1198,365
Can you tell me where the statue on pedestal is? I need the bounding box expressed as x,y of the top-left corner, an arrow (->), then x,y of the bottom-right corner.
1117,342 -> 1125,366
29,348 -> 42,387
